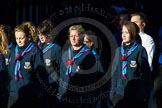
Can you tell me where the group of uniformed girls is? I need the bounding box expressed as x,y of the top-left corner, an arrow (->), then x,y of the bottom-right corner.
0,20 -> 60,108
0,20 -> 151,108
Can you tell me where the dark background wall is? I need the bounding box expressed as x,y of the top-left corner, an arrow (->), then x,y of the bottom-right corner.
1,0 -> 162,27
0,0 -> 161,70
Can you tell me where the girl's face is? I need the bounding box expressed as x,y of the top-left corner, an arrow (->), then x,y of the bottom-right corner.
69,30 -> 81,47
122,25 -> 132,45
38,34 -> 48,44
15,31 -> 29,47
83,35 -> 93,48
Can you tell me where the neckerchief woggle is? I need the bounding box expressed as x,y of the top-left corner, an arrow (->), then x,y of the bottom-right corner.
42,42 -> 55,54
66,45 -> 90,77
120,41 -> 138,79
14,42 -> 35,80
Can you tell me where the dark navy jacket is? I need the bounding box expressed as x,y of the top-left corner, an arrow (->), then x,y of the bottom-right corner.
8,42 -> 48,97
39,42 -> 62,83
58,44 -> 104,106
0,52 -> 8,108
110,43 -> 151,103
0,53 -> 7,87
4,43 -> 16,66
0,53 -> 6,73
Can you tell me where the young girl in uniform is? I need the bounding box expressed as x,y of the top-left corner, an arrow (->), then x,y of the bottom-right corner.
110,21 -> 151,108
37,19 -> 62,107
7,22 -> 48,108
0,25 -> 9,108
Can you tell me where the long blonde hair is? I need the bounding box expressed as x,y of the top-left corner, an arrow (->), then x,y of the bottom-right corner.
0,27 -> 9,54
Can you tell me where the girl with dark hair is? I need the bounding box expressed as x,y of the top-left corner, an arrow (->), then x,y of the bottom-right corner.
37,19 -> 62,107
110,22 -> 151,108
